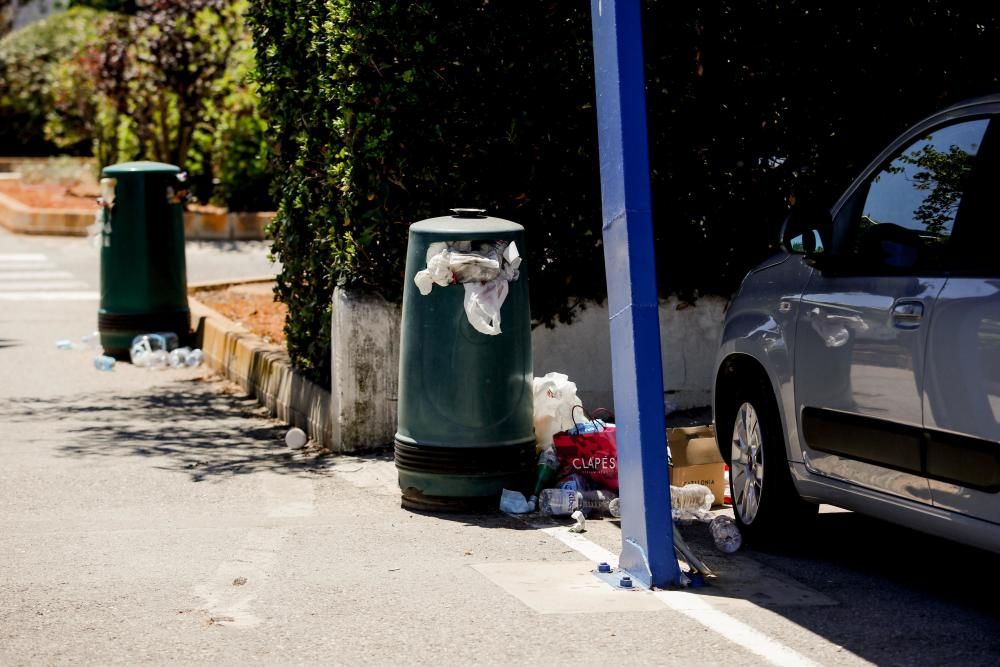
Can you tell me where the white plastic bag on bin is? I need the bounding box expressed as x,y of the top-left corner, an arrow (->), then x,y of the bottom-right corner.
464,278 -> 509,335
412,239 -> 522,335
532,372 -> 582,448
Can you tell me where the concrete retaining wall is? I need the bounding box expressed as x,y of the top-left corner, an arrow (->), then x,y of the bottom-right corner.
326,288 -> 726,451
330,288 -> 401,450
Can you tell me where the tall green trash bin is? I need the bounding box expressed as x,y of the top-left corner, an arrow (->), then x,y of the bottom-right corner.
395,210 -> 534,511
98,161 -> 190,358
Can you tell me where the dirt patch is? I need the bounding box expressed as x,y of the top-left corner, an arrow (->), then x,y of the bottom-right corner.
195,282 -> 287,345
0,181 -> 99,210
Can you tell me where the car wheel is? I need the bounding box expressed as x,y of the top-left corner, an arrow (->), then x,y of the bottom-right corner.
729,382 -> 817,541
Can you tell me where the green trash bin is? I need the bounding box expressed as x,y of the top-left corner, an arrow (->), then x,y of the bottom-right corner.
97,161 -> 190,358
395,210 -> 534,511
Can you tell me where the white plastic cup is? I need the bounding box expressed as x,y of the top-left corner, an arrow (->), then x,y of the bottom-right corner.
285,427 -> 307,450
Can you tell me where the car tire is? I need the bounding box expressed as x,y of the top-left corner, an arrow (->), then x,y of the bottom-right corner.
728,379 -> 817,542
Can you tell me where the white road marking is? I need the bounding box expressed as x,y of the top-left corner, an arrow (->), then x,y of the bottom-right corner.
0,280 -> 89,290
538,523 -> 824,667
0,253 -> 94,300
0,271 -> 75,280
192,472 -> 316,627
0,291 -> 99,301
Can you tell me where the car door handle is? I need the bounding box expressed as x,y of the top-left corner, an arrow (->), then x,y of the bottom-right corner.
892,301 -> 923,328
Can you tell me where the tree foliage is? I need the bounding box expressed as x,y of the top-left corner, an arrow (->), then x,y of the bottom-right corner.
0,6 -> 105,155
249,0 -> 1000,386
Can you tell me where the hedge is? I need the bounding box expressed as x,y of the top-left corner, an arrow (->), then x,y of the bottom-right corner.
249,1 -> 1000,387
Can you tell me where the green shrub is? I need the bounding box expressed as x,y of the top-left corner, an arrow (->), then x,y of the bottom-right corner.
0,7 -> 107,155
248,1 -> 601,385
249,1 -> 1000,387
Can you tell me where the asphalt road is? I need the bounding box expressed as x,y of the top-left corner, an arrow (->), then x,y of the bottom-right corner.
2,229 -> 999,665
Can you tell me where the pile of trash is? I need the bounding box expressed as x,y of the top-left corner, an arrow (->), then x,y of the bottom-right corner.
501,371 -> 741,555
56,331 -> 204,372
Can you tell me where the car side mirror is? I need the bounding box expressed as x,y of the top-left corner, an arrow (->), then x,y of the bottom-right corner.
780,204 -> 832,256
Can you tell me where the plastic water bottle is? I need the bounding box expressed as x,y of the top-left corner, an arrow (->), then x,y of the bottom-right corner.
710,515 -> 742,553
152,331 -> 179,351
186,348 -> 204,367
81,332 -> 99,349
538,488 -> 579,516
670,484 -> 714,512
168,347 -> 191,367
608,497 -> 621,518
93,355 -> 115,371
56,339 -> 73,350
577,489 -> 618,516
130,334 -> 172,368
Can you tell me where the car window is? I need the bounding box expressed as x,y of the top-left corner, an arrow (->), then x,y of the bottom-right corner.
848,118 -> 990,272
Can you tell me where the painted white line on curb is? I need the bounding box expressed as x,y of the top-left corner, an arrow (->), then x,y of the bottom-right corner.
538,523 -> 823,667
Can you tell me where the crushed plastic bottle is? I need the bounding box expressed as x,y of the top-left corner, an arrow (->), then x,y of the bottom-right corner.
608,497 -> 621,518
539,488 -> 619,518
710,515 -> 742,553
671,483 -> 715,524
577,489 -> 618,517
56,339 -> 73,350
168,347 -> 191,368
130,334 -> 167,367
152,331 -> 179,351
538,488 -> 579,516
185,349 -> 203,368
93,355 -> 115,371
81,331 -> 100,349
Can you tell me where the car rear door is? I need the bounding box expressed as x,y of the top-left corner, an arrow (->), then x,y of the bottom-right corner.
794,116 -> 992,503
922,119 -> 1000,522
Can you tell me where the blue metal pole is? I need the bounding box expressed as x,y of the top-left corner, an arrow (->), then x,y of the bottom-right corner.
589,0 -> 680,588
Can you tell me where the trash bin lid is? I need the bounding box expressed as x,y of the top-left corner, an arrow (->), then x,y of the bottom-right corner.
102,161 -> 181,176
411,212 -> 523,236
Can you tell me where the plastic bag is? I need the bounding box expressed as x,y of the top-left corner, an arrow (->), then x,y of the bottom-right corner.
553,408 -> 618,492
499,489 -> 535,514
412,240 -> 521,335
464,278 -> 509,335
532,373 -> 581,449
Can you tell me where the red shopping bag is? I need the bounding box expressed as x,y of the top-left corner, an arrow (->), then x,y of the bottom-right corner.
552,407 -> 618,491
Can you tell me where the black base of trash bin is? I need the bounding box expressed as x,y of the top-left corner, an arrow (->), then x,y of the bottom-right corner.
98,310 -> 191,359
394,440 -> 534,513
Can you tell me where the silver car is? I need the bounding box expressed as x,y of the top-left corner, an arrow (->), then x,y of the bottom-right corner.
714,95 -> 1000,551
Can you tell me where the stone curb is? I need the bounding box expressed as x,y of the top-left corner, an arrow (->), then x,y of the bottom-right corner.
189,293 -> 336,451
0,189 -> 273,241
0,191 -> 94,236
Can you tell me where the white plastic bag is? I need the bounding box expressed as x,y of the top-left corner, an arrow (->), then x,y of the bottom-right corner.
413,240 -> 521,334
463,278 -> 509,336
499,489 -> 534,514
532,372 -> 582,448
414,243 -> 453,295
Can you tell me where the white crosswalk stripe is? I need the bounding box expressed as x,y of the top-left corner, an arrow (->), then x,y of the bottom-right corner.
0,253 -> 98,301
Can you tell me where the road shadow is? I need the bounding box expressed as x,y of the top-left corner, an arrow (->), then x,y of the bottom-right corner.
0,337 -> 21,350
673,509 -> 1000,665
0,377 -> 326,482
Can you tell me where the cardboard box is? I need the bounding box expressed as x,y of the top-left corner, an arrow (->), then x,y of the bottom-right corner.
667,425 -> 727,506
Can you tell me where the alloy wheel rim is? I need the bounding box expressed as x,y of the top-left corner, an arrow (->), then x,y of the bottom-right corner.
731,402 -> 764,524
